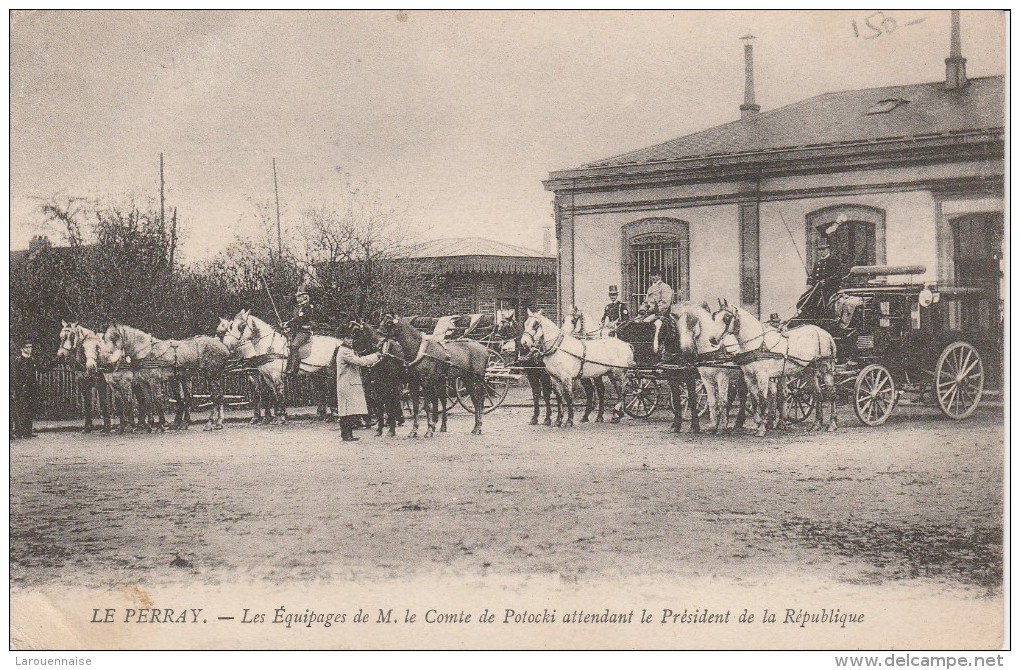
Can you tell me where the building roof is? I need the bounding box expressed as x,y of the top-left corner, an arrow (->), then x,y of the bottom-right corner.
576,75 -> 1004,170
402,237 -> 551,259
399,237 -> 555,275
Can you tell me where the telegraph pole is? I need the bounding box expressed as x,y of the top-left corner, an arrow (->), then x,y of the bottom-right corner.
273,158 -> 282,257
159,152 -> 166,235
169,207 -> 178,269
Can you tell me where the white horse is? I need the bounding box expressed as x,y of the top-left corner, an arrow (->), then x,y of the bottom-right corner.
221,310 -> 344,421
655,303 -> 748,434
708,299 -> 837,437
521,309 -> 635,427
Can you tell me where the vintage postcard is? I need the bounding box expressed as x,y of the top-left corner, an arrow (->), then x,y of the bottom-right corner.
8,10 -> 1006,653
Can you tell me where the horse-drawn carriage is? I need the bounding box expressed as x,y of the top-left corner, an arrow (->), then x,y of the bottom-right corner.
407,312 -> 516,414
614,320 -> 709,420
785,265 -> 1000,426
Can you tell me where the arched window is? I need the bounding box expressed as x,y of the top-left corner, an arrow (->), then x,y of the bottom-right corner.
806,205 -> 886,271
620,218 -> 690,311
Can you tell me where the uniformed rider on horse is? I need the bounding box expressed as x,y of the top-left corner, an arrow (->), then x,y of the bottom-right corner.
284,289 -> 315,376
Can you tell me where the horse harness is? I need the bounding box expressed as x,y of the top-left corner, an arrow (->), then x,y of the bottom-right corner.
534,325 -> 632,375
713,308 -> 834,372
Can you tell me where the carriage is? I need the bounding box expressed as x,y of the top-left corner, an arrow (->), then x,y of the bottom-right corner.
784,265 -> 1001,426
613,320 -> 709,420
407,313 -> 516,414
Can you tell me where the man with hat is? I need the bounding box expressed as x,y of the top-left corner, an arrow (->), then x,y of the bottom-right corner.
640,268 -> 674,321
283,289 -> 316,376
600,285 -> 630,332
796,237 -> 843,317
10,337 -> 54,438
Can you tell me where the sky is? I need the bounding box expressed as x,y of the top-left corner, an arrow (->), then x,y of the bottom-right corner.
9,10 -> 1007,261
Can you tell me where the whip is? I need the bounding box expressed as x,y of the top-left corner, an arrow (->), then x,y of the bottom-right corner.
258,273 -> 284,327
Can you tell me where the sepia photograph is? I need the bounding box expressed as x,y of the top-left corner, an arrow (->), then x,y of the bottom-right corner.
8,10 -> 1007,655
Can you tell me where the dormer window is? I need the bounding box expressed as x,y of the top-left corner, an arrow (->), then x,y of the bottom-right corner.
866,98 -> 910,115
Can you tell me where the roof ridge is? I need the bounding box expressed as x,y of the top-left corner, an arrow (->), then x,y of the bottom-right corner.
577,74 -> 1005,170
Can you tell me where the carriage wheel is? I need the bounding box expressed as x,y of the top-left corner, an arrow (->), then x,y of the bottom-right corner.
935,341 -> 984,420
667,378 -> 709,418
622,375 -> 659,418
455,350 -> 510,414
784,376 -> 816,424
853,364 -> 895,427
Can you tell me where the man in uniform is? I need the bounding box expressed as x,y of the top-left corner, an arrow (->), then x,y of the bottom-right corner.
796,238 -> 843,317
284,290 -> 315,376
600,285 -> 629,332
640,268 -> 674,321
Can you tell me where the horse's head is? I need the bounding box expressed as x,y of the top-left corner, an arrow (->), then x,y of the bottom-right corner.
219,313 -> 249,351
565,307 -> 586,336
521,309 -> 549,351
347,319 -> 375,354
57,320 -> 82,359
708,298 -> 740,348
81,333 -> 119,373
379,314 -> 400,337
495,309 -> 517,340
102,324 -> 128,368
215,317 -> 231,339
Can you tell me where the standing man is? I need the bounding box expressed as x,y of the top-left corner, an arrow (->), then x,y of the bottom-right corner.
335,335 -> 381,442
600,285 -> 630,333
284,289 -> 315,376
11,339 -> 51,438
640,268 -> 674,321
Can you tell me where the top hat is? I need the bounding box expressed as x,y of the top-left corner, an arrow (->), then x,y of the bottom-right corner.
817,238 -> 831,250
648,268 -> 662,275
768,313 -> 781,322
608,285 -> 618,294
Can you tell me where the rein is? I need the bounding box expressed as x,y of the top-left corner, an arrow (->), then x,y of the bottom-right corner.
533,321 -> 633,372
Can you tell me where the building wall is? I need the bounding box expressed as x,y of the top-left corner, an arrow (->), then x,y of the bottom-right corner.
436,272 -> 557,320
560,160 -> 1003,322
567,204 -> 741,324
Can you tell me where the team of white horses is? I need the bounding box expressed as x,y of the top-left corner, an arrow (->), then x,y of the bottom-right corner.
55,298 -> 838,438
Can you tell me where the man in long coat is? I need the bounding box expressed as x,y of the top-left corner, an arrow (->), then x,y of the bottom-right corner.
335,337 -> 381,442
11,339 -> 54,438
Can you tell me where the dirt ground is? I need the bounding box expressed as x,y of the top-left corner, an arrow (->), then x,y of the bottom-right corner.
11,402 -> 1003,595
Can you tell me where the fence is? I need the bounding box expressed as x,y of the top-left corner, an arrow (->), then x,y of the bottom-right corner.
31,365 -> 324,420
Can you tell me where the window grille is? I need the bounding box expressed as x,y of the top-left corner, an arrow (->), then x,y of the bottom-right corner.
631,233 -> 689,310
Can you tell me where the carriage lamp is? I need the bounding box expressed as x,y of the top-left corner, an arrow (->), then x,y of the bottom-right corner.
918,288 -> 935,308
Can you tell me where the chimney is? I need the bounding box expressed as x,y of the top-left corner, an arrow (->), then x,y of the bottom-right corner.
28,235 -> 51,254
542,225 -> 552,256
740,34 -> 761,119
945,10 -> 968,90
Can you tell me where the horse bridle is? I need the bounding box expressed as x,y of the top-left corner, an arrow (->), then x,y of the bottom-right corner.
523,318 -> 564,357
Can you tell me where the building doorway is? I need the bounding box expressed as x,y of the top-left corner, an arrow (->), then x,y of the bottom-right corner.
952,213 -> 1004,331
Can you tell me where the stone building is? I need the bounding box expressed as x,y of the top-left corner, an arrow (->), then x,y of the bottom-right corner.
402,237 -> 557,320
544,15 -> 1003,333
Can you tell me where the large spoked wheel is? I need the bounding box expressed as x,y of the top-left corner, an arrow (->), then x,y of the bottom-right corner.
622,375 -> 659,418
667,378 -> 709,418
853,364 -> 896,426
784,376 -> 816,424
934,341 -> 984,420
456,350 -> 511,414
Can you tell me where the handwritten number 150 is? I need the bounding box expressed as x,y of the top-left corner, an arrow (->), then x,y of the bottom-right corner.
852,11 -> 927,40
